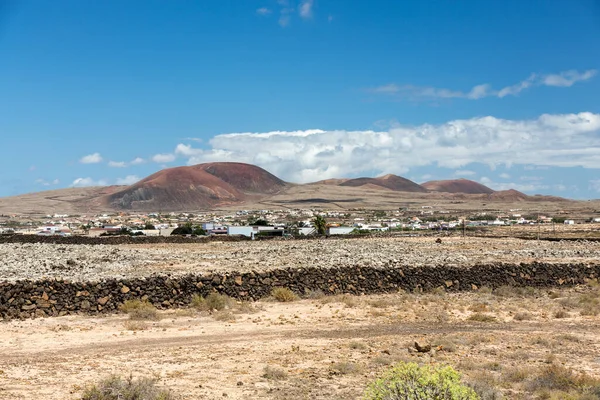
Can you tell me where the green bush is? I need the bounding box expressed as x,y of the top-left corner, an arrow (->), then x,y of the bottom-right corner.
363,362 -> 480,400
82,375 -> 173,400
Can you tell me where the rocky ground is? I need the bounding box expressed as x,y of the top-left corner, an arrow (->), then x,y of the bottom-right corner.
1,236 -> 600,282
1,286 -> 599,400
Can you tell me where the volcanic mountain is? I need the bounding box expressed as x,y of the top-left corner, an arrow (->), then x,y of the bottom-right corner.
421,179 -> 495,195
339,174 -> 427,192
104,162 -> 286,210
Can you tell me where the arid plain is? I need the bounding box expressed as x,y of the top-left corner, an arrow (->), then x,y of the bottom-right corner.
1,235 -> 600,399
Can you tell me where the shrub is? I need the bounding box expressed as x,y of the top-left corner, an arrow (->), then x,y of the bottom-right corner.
81,375 -> 174,400
554,310 -> 569,319
120,299 -> 159,320
191,293 -> 231,311
513,312 -> 533,321
271,287 -> 299,302
331,361 -> 362,375
467,313 -> 497,322
262,366 -> 287,380
363,362 -> 479,400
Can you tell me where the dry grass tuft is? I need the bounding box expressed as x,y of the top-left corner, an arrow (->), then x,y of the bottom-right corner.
271,287 -> 299,302
330,361 -> 361,375
262,366 -> 287,380
123,321 -> 148,331
81,374 -> 174,400
120,299 -> 160,321
513,312 -> 533,321
191,292 -> 232,311
554,310 -> 569,319
467,313 -> 497,322
321,294 -> 359,308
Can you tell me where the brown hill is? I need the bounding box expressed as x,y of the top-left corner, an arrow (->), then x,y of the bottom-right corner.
421,179 -> 494,195
488,189 -> 529,202
104,162 -> 287,211
339,174 -> 427,192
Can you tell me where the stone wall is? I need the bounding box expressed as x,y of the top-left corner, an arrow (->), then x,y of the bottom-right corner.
0,234 -> 250,245
1,262 -> 598,320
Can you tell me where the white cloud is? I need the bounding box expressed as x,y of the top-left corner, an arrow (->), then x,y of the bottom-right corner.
371,69 -> 597,101
299,0 -> 314,18
256,7 -> 271,16
590,180 -> 600,192
454,170 -> 476,177
130,157 -> 145,165
171,112 -> 600,184
71,177 -> 108,187
279,14 -> 291,27
108,161 -> 127,168
79,153 -> 103,164
116,175 -> 140,185
35,178 -> 60,187
543,70 -> 597,87
328,15 -> 333,22
152,153 -> 176,163
499,173 -> 511,179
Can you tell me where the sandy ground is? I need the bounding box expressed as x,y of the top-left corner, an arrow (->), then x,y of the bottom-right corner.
1,287 -> 599,399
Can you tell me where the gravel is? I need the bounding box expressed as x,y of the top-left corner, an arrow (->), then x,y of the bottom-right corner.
1,237 -> 600,282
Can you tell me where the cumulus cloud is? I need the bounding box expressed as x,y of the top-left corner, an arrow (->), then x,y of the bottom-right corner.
371,69 -> 597,101
130,157 -> 145,165
256,7 -> 271,15
116,175 -> 140,185
71,177 -> 108,187
499,173 -> 511,179
299,0 -> 313,18
168,112 -> 600,184
108,161 -> 127,168
151,153 -> 176,163
79,153 -> 103,164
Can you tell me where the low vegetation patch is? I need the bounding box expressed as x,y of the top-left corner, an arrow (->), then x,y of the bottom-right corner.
467,313 -> 497,323
262,366 -> 288,380
81,375 -> 174,400
363,362 -> 479,400
120,299 -> 160,321
191,292 -> 232,311
271,287 -> 299,302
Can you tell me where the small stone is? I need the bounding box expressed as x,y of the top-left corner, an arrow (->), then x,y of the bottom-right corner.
21,304 -> 36,311
42,292 -> 49,301
97,296 -> 109,305
234,276 -> 243,286
236,381 -> 243,386
121,286 -> 130,294
80,300 -> 91,310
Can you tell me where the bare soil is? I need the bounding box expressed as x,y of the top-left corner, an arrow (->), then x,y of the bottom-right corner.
1,287 -> 599,399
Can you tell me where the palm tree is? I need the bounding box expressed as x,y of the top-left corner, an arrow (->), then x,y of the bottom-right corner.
312,215 -> 327,235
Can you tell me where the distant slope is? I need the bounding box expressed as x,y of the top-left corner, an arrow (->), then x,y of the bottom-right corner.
488,189 -> 529,202
339,174 -> 427,192
105,162 -> 287,211
422,179 -> 495,194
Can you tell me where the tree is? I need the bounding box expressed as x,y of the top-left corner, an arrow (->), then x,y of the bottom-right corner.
312,215 -> 327,235
144,223 -> 156,230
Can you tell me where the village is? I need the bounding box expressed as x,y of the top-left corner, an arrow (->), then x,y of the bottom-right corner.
1,205 -> 597,238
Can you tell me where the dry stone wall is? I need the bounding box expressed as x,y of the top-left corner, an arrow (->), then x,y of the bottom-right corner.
1,262 -> 599,320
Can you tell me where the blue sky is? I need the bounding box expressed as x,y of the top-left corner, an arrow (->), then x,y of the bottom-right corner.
1,0 -> 599,199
